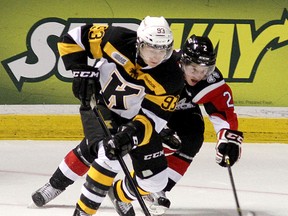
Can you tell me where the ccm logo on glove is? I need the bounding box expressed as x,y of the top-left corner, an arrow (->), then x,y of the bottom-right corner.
216,129 -> 244,167
225,132 -> 243,143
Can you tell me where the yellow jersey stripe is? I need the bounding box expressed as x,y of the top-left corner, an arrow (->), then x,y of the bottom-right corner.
57,42 -> 84,56
145,94 -> 179,111
88,25 -> 108,59
103,42 -> 166,95
133,115 -> 153,146
137,73 -> 166,95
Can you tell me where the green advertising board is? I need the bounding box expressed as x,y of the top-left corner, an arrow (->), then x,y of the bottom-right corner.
1,0 -> 288,106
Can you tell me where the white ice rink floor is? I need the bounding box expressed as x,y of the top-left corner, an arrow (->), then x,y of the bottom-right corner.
1,140 -> 287,216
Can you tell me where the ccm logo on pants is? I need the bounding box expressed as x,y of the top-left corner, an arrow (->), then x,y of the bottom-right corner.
144,150 -> 164,160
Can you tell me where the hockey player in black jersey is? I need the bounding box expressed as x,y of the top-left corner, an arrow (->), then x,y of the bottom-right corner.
31,16 -> 184,216
140,35 -> 244,215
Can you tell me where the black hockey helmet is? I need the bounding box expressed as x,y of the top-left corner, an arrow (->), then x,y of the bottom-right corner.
181,34 -> 216,66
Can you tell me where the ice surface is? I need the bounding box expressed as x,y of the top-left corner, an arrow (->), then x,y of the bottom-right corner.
1,140 -> 287,216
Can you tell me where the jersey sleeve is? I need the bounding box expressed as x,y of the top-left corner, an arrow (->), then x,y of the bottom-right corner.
201,83 -> 238,133
57,24 -> 108,70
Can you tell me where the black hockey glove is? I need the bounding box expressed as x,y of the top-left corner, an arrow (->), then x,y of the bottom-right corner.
103,122 -> 139,160
160,127 -> 181,156
216,129 -> 244,167
72,64 -> 100,108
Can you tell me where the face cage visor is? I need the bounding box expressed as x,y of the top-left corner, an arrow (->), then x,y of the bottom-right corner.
180,56 -> 215,79
138,41 -> 173,62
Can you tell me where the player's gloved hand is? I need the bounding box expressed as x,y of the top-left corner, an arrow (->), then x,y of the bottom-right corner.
72,64 -> 100,108
103,122 -> 139,160
216,129 -> 244,167
160,127 -> 181,156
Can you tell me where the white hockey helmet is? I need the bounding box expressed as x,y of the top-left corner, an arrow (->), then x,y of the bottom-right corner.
137,16 -> 174,61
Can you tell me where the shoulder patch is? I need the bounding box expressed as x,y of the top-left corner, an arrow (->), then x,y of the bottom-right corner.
111,52 -> 128,65
207,71 -> 221,83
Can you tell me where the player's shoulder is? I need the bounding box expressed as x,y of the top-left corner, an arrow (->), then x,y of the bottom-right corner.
156,56 -> 185,93
161,52 -> 181,71
169,50 -> 182,63
163,54 -> 183,77
105,25 -> 137,41
100,26 -> 136,52
189,67 -> 225,94
205,67 -> 224,84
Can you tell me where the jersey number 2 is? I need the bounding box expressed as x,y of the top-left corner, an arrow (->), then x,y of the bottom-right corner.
223,91 -> 234,108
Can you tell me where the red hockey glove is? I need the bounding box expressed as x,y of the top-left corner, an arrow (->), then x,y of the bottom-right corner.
216,129 -> 243,167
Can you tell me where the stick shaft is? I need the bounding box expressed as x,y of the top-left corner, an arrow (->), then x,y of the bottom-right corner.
225,156 -> 242,216
92,106 -> 151,216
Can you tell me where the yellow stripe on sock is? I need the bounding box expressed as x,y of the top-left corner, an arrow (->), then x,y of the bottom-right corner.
129,171 -> 150,196
115,180 -> 132,203
87,166 -> 114,187
77,200 -> 97,215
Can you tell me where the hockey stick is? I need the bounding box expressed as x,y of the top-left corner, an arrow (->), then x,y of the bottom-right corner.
91,103 -> 151,216
225,155 -> 242,216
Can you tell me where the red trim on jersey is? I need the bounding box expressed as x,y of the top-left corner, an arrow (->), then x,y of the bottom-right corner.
163,147 -> 176,156
166,154 -> 190,176
64,151 -> 89,176
197,83 -> 238,130
211,112 -> 238,130
196,82 -> 227,104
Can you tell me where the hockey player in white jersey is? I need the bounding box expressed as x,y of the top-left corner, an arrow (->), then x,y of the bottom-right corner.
31,16 -> 184,216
